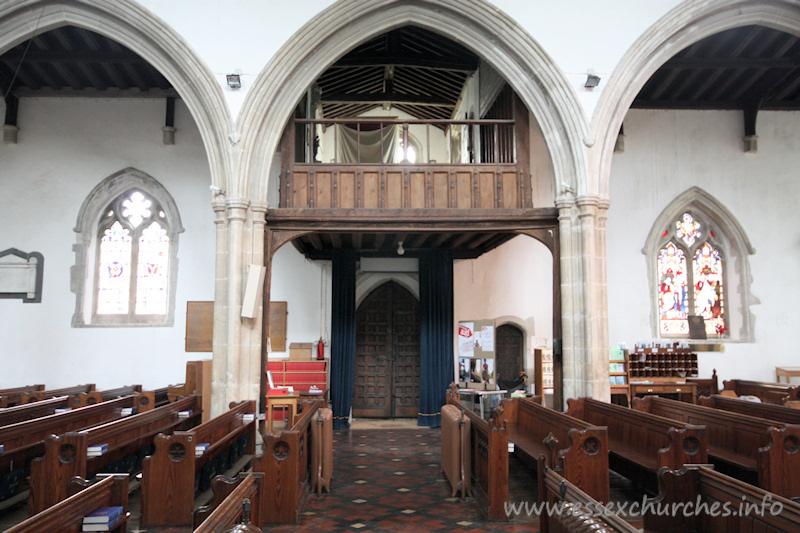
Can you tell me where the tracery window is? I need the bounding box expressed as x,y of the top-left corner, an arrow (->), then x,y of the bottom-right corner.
72,168 -> 182,327
657,213 -> 725,337
95,191 -> 171,319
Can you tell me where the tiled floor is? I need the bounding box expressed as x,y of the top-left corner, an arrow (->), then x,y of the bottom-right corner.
0,425 -> 645,532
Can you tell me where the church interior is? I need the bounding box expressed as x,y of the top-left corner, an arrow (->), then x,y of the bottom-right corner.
2,0 -> 800,531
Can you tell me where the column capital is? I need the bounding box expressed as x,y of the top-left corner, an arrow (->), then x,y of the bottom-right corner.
225,198 -> 250,222
250,201 -> 268,227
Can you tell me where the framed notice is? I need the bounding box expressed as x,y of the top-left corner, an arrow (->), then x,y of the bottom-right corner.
688,315 -> 707,340
457,319 -> 496,359
269,301 -> 288,352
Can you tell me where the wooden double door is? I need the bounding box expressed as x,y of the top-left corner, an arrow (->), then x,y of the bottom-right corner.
353,281 -> 420,418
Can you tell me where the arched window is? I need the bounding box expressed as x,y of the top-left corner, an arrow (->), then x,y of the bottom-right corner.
72,168 -> 183,327
644,188 -> 755,342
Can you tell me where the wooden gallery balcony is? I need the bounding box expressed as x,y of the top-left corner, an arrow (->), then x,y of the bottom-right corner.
278,118 -> 533,211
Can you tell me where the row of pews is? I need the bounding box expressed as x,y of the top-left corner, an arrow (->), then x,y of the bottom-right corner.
1,365 -> 333,531
444,377 -> 800,531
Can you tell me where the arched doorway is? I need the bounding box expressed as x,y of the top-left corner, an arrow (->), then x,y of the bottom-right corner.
495,324 -> 524,383
353,281 -> 420,418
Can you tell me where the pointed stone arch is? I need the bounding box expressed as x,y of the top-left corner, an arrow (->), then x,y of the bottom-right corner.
592,0 -> 800,198
236,0 -> 589,201
643,187 -> 756,342
0,0 -> 232,193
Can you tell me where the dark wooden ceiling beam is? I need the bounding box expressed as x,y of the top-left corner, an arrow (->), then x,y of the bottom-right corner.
663,57 -> 800,70
334,55 -> 477,72
307,233 -> 324,251
0,49 -> 149,64
322,91 -> 453,107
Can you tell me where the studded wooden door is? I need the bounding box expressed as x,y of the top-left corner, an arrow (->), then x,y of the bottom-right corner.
353,281 -> 420,418
496,324 -> 524,384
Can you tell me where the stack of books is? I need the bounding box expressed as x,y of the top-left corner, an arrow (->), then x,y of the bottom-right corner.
54,407 -> 72,414
242,413 -> 256,423
0,444 -> 4,455
82,506 -> 123,532
87,443 -> 108,458
178,410 -> 193,419
120,407 -> 137,416
195,443 -> 210,457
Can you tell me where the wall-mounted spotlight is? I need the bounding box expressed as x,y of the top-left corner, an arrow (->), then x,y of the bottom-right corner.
226,74 -> 242,89
584,73 -> 601,89
396,241 -> 405,256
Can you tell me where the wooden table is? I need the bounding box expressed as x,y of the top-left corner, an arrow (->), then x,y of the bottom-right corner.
265,394 -> 298,434
776,366 -> 800,384
629,382 -> 697,404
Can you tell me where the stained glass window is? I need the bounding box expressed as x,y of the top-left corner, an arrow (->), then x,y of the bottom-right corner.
97,221 -> 132,315
657,212 -> 726,337
657,242 -> 688,335
94,190 -> 170,320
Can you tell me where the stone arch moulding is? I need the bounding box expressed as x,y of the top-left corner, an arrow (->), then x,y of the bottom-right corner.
0,0 -> 232,195
236,0 -> 590,202
592,0 -> 800,198
642,186 -> 756,342
356,273 -> 420,309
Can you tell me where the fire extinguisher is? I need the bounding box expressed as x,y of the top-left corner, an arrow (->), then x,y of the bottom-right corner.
317,338 -> 325,360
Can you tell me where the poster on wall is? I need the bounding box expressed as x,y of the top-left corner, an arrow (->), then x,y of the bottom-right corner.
457,319 -> 496,359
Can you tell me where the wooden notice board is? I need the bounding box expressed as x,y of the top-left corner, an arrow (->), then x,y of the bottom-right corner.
185,301 -> 288,352
186,301 -> 214,352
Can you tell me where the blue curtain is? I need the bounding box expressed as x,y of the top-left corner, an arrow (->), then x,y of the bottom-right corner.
330,250 -> 357,429
418,250 -> 454,427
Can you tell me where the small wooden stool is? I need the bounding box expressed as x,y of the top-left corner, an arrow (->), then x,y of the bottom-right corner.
265,394 -> 298,434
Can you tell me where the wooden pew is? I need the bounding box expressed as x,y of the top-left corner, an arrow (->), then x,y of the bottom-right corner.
0,395 -> 71,427
6,474 -> 130,533
645,465 -> 800,533
446,386 -> 509,520
77,385 -> 158,413
139,400 -> 257,526
699,393 -> 800,425
632,395 -> 800,499
537,456 -> 639,533
28,395 -> 202,514
0,395 -> 141,507
168,359 -> 212,422
153,386 -> 171,407
0,385 -> 45,408
722,378 -> 800,405
252,399 -> 331,525
565,397 -> 707,492
493,396 -> 609,502
21,384 -> 96,407
192,473 -> 264,532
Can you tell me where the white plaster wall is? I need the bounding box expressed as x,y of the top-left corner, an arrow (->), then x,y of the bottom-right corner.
0,98 -> 215,389
135,0 -> 680,122
454,235 -> 554,378
268,246 -> 330,357
608,109 -> 800,383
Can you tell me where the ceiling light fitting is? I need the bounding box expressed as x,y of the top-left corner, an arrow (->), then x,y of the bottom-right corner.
584,73 -> 601,89
226,74 -> 242,89
396,241 -> 405,256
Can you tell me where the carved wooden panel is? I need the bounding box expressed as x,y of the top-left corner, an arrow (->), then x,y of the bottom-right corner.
283,165 -> 527,209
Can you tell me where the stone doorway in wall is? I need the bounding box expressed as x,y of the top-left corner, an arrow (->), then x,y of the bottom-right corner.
353,281 -> 420,418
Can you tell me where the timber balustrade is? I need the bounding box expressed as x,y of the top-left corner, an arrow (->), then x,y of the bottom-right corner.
281,118 -> 531,210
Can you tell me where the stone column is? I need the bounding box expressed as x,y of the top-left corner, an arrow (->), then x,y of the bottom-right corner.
557,194 -> 611,404
211,199 -> 229,416
211,198 -> 249,416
